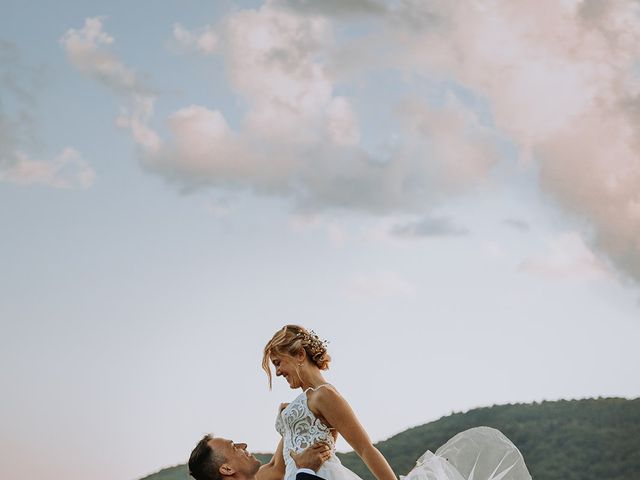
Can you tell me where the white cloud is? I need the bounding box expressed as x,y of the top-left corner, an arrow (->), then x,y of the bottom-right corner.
63,2 -> 640,283
61,17 -> 141,94
325,97 -> 360,146
396,93 -> 501,194
293,0 -> 637,282
137,4 -> 500,213
172,23 -> 218,55
64,9 -> 501,214
115,95 -> 161,152
222,4 -> 336,144
1,148 -> 95,189
62,17 -> 161,152
376,0 -> 640,282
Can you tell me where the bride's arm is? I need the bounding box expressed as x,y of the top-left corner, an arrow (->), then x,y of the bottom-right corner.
312,388 -> 397,480
256,439 -> 286,480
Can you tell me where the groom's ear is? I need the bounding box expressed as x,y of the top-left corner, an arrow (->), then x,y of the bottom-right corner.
219,463 -> 235,476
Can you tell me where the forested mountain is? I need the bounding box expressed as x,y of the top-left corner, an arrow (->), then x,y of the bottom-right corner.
140,397 -> 640,480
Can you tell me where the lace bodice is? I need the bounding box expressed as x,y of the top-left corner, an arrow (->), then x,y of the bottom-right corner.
275,386 -> 336,476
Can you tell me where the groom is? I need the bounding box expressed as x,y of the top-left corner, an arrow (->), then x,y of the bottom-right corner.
188,435 -> 330,480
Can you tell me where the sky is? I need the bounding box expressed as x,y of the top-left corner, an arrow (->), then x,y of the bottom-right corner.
1,1 -> 640,479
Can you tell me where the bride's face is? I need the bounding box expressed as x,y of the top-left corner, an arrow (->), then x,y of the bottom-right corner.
270,353 -> 301,389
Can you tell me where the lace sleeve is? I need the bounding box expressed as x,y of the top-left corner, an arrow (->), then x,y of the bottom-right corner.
275,411 -> 285,436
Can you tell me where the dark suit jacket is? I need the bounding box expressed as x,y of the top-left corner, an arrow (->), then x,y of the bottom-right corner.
296,471 -> 324,480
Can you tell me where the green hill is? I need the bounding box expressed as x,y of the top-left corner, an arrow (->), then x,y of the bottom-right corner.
140,397 -> 640,480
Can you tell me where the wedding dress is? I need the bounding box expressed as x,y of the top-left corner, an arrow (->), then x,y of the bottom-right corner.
275,386 -> 532,480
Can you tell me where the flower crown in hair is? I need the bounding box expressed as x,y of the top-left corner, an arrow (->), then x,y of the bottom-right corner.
297,330 -> 329,358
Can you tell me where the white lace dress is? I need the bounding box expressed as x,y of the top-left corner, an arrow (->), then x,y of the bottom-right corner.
275,387 -> 532,480
276,386 -> 363,480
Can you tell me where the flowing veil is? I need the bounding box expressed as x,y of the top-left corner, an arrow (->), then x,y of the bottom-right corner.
401,427 -> 532,480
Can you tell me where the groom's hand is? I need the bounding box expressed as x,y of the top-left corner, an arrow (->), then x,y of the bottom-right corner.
290,442 -> 332,472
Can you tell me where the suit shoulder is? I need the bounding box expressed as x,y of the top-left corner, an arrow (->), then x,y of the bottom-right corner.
296,472 -> 324,480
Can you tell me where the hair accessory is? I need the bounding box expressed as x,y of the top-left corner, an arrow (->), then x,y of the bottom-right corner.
297,329 -> 330,358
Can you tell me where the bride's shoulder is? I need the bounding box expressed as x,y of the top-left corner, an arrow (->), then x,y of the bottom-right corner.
308,384 -> 343,406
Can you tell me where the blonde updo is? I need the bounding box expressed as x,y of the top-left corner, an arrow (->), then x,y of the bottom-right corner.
262,325 -> 331,389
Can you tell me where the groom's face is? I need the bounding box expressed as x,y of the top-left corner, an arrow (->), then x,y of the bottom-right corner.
210,437 -> 261,477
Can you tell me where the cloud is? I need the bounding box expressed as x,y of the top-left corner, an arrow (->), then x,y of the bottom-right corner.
519,232 -> 612,281
354,0 -> 640,283
391,215 -> 469,238
151,24 -> 496,209
63,1 -> 640,283
396,93 -> 501,194
67,8 -> 502,213
60,17 -> 149,96
64,9 -> 502,213
0,41 -> 94,189
61,17 -> 161,153
1,148 -> 95,189
172,23 -> 218,55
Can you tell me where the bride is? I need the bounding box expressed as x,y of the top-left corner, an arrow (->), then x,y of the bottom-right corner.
262,325 -> 531,480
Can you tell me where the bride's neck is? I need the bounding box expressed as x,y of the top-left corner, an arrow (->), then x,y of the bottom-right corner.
299,370 -> 326,390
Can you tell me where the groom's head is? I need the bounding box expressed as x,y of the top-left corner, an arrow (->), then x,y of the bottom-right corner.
189,435 -> 261,480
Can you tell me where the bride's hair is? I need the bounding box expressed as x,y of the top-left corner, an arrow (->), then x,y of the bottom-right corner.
262,325 -> 331,389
